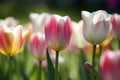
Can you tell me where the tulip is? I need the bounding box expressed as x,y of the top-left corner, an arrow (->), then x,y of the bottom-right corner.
110,14 -> 120,49
29,13 -> 50,33
30,32 -> 47,80
45,14 -> 72,51
111,14 -> 120,39
81,10 -> 110,44
30,32 -> 46,61
100,50 -> 120,80
0,24 -> 29,80
45,14 -> 72,80
0,25 -> 29,56
81,10 -> 110,80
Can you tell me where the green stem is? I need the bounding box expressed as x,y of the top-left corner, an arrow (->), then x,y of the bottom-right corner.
38,61 -> 42,80
55,51 -> 59,80
17,56 -> 20,80
119,40 -> 120,49
91,45 -> 96,80
9,56 -> 12,80
97,46 -> 102,80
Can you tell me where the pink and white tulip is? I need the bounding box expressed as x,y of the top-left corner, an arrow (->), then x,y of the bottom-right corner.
81,10 -> 110,44
111,14 -> 120,40
45,14 -> 72,51
30,32 -> 46,61
100,50 -> 120,80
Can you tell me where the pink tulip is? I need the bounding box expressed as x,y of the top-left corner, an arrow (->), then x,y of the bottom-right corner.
111,14 -> 120,39
30,32 -> 46,61
100,50 -> 120,80
45,14 -> 72,51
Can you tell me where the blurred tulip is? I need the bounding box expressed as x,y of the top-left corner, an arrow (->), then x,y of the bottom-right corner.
29,13 -> 50,33
0,17 -> 19,27
71,20 -> 90,48
81,10 -> 110,44
100,50 -> 120,80
25,23 -> 33,40
45,14 -> 72,51
0,25 -> 29,56
30,32 -> 46,61
111,14 -> 120,40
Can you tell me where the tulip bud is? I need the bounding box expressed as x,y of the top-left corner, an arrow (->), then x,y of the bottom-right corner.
84,62 -> 92,76
30,32 -> 46,61
84,62 -> 97,76
81,10 -> 110,44
45,14 -> 72,51
100,50 -> 120,80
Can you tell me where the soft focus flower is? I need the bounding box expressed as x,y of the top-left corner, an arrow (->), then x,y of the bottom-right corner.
81,10 -> 110,44
64,20 -> 87,54
29,13 -> 50,33
25,23 -> 33,40
111,13 -> 120,40
45,14 -> 72,51
0,25 -> 29,56
30,32 -> 46,61
71,20 -> 89,48
0,17 -> 19,27
100,50 -> 120,80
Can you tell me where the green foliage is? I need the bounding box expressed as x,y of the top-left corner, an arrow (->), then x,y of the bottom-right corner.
46,48 -> 55,80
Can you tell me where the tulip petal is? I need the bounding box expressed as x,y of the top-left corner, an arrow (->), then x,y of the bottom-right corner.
45,15 -> 58,50
63,16 -> 72,49
11,25 -> 22,56
0,28 -> 14,56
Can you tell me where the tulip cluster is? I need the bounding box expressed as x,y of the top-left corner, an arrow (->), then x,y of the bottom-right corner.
1,9 -> 120,80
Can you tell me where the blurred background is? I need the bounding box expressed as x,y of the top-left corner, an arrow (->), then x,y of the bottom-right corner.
0,0 -> 120,24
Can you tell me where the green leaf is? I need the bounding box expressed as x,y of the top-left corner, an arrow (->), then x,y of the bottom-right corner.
79,48 -> 90,80
46,48 -> 55,80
